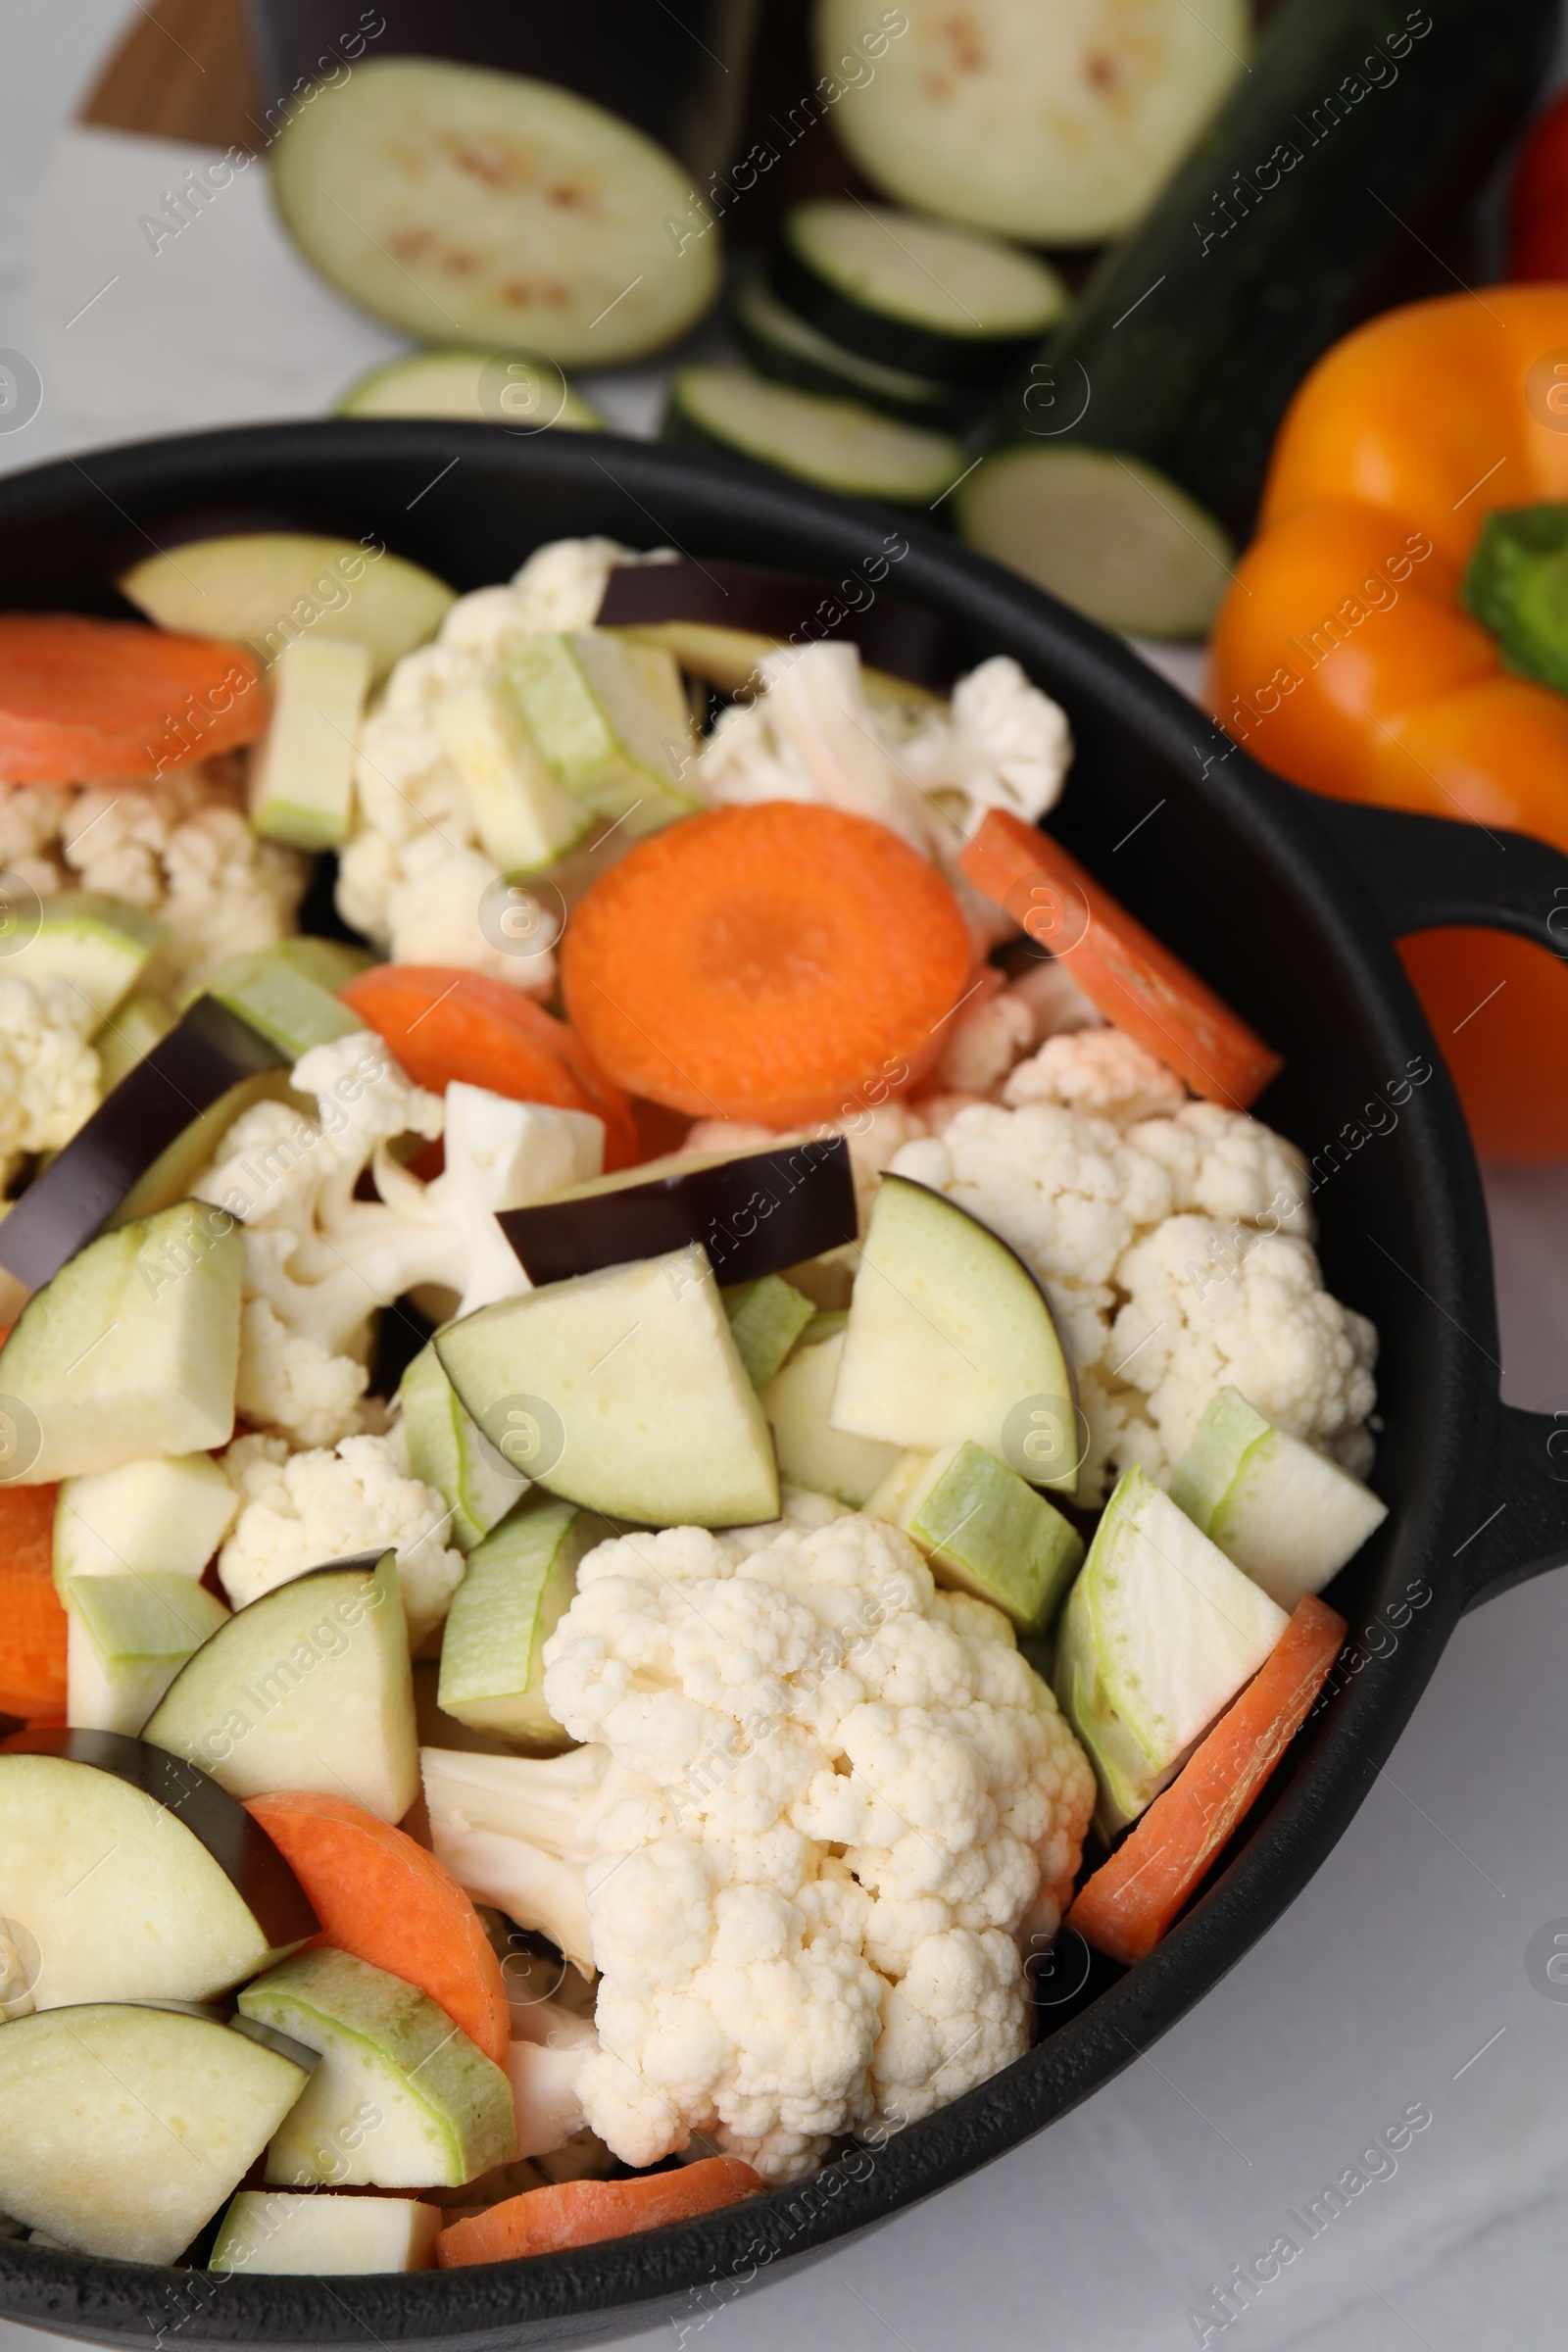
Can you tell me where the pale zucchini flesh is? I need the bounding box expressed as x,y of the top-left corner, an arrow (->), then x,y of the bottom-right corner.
956,443 -> 1235,640
665,367 -> 965,505
54,1449 -> 238,1589
818,0 -> 1250,245
248,634 -> 372,850
338,345 -> 604,431
760,1328 -> 903,1508
400,1340 -> 528,1552
271,58 -> 722,367
1170,1385 -> 1388,1609
730,266 -> 965,426
213,2187 -> 442,2274
3,893 -> 164,1025
438,1494 -> 598,1748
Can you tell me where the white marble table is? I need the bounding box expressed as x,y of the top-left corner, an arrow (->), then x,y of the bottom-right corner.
3,10 -> 1568,2345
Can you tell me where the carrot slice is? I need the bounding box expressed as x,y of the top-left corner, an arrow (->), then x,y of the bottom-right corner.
0,614 -> 264,782
436,2157 -> 763,2268
339,966 -> 638,1170
560,803 -> 974,1124
1066,1595 -> 1347,1966
958,809 -> 1283,1108
0,1485 -> 66,1720
244,1789 -> 511,2067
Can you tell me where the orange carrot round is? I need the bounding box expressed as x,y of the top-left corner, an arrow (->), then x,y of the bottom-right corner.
243,1788 -> 511,2067
339,966 -> 638,1170
560,804 -> 974,1124
0,614 -> 264,782
0,1485 -> 66,1720
1066,1595 -> 1347,1966
435,2156 -> 763,2268
959,808 -> 1283,1110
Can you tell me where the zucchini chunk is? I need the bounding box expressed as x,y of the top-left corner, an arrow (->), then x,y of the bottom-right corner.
664,367 -> 965,506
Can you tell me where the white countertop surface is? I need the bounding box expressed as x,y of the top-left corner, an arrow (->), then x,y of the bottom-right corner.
4,10 -> 1568,2347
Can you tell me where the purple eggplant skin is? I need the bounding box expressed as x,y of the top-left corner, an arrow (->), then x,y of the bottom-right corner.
595,558 -> 958,689
499,1137 -> 858,1290
0,996 -> 286,1295
0,1725 -> 319,1950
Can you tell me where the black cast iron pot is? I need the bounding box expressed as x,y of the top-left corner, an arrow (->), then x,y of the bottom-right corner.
2,423 -> 1565,2352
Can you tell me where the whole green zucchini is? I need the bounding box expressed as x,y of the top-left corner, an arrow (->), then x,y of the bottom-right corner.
1017,0 -> 1556,541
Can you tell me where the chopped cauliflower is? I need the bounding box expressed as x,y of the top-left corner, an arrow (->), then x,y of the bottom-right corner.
426,1508 -> 1094,2181
1004,1028 -> 1187,1127
218,1431 -> 465,1653
929,974 -> 1035,1097
0,765 -> 308,996
337,538 -> 669,984
0,974 -> 101,1187
890,1097 -> 1375,1497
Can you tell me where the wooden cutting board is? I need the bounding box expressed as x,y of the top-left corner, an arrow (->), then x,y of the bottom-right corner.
79,0 -> 263,151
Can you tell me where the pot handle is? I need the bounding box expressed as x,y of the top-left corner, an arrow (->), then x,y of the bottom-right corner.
1288,789 -> 1568,1613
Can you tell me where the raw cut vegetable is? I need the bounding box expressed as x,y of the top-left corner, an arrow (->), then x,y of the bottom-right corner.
0,2005 -> 311,2265
959,808 -> 1283,1107
91,990 -> 174,1092
817,0 -> 1250,244
1205,282 -> 1568,1157
5,893 -> 164,1026
243,1788 -> 512,2068
270,58 -> 723,367
775,199 -> 1067,381
1067,1594 -> 1346,1962
724,1274 -> 816,1390
595,555 -> 957,693
831,1175 -> 1078,1489
54,1450 -> 237,1589
0,1198 -> 243,1483
65,1572 -> 229,1737
731,265 -> 966,429
560,802 -> 974,1123
760,1321 -> 902,1506
420,1745 -> 603,1981
238,1945 -> 518,2188
865,1439 -> 1083,1632
506,630 -> 700,838
0,1727 -> 318,2008
956,445 -> 1234,640
144,1549 -> 419,1823
1028,0 -> 1554,537
213,2188 -> 442,2275
436,1495 -> 599,1750
1169,1387 -> 1387,1608
1054,1466 -> 1289,1834
0,995 -> 285,1298
0,1488 -> 66,1720
498,1138 -> 858,1289
201,943 -> 368,1060
118,531 -> 456,685
436,2155 -> 763,2267
665,367 -> 965,505
340,964 -> 638,1171
0,613 -> 263,782
433,677 -> 596,874
337,346 -> 604,431
400,1341 -> 528,1552
247,634 -> 373,850
505,2002 -> 595,2156
436,1244 -> 780,1529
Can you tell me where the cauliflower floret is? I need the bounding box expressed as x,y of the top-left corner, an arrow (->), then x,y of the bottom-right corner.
1126,1100 -> 1313,1238
233,1293 -> 371,1449
929,975 -> 1036,1097
531,1509 -> 1095,2179
1004,1027 -> 1186,1127
218,1431 -> 465,1652
1004,955 -> 1105,1045
896,656 -> 1073,838
1106,1215 -> 1379,1478
0,974 -> 101,1186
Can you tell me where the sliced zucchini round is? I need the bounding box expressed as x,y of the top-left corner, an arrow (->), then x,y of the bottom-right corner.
730,268 -> 966,427
956,444 -> 1234,639
336,347 -> 605,432
663,368 -> 965,508
775,200 -> 1066,382
815,0 -> 1250,245
270,58 -> 722,367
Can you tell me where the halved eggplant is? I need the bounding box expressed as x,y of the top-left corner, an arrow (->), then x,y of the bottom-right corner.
0,997 -> 287,1301
498,1138 -> 858,1290
595,555 -> 958,691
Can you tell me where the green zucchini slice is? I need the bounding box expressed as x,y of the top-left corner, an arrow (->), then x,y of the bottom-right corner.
730,267 -> 965,427
956,443 -> 1234,640
270,57 -> 722,367
816,0 -> 1250,245
774,199 -> 1066,381
664,367 -> 964,507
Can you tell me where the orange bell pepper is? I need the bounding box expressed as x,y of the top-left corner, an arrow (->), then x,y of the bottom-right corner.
1207,285 -> 1568,1160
